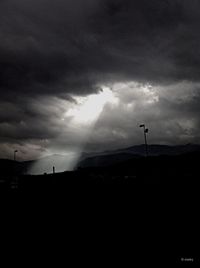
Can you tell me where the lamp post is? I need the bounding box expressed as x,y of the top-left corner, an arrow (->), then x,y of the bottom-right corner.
139,124 -> 149,157
14,150 -> 18,161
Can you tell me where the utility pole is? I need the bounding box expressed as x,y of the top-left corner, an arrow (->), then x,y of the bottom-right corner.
139,124 -> 149,157
14,150 -> 18,161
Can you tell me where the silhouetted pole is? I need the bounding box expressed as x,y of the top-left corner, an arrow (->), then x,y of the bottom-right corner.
14,150 -> 18,161
139,124 -> 149,157
53,166 -> 55,174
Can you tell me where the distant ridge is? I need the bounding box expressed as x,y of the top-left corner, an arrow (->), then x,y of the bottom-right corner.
77,144 -> 200,168
81,144 -> 200,158
0,144 -> 200,174
116,143 -> 200,156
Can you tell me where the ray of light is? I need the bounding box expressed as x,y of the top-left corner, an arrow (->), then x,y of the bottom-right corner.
28,86 -> 118,174
65,87 -> 118,124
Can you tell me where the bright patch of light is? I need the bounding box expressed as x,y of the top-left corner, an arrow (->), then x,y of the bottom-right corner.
29,151 -> 80,175
65,87 -> 118,124
141,84 -> 159,104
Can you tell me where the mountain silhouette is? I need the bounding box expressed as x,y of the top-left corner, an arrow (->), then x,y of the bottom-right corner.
77,144 -> 200,168
0,144 -> 200,175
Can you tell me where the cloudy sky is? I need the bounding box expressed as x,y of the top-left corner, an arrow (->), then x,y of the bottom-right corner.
1,0 -> 200,161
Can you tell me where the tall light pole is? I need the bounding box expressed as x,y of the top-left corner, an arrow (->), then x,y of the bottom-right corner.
14,150 -> 18,161
139,124 -> 149,157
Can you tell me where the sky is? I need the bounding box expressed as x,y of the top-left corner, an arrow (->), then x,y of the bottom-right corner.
0,0 -> 200,162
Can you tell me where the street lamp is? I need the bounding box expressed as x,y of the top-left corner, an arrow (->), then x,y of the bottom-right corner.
139,124 -> 149,157
14,150 -> 18,161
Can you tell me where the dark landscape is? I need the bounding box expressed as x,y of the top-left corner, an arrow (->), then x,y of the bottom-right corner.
0,144 -> 199,190
1,144 -> 198,264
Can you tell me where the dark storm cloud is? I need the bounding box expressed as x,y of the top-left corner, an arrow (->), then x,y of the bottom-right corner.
1,0 -> 200,158
0,0 -> 102,100
1,0 -> 200,99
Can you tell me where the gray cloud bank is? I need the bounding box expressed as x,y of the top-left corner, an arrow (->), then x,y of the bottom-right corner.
0,0 -> 200,159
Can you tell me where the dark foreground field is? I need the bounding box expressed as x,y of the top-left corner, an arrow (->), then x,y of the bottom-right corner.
0,153 -> 199,264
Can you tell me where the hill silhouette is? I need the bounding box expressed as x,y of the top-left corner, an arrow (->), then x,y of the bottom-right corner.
77,143 -> 200,168
0,144 -> 200,178
0,144 -> 199,190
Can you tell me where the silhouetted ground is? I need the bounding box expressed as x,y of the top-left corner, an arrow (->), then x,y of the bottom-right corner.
0,152 -> 199,189
0,153 -> 199,264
